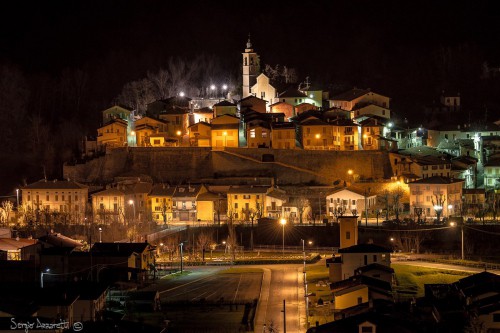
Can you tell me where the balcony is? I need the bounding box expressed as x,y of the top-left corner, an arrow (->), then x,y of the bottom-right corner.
266,205 -> 282,212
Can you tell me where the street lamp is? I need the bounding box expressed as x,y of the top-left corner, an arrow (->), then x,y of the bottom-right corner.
176,130 -> 182,146
179,91 -> 185,97
98,227 -> 102,243
179,242 -> 184,273
15,189 -> 19,209
347,169 -> 353,184
280,218 -> 287,258
128,199 -> 135,226
450,222 -> 464,260
40,268 -> 50,288
448,204 -> 453,217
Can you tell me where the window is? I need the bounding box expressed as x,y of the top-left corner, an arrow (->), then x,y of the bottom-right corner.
235,203 -> 238,209
358,297 -> 363,305
262,131 -> 268,138
55,193 -> 58,201
352,200 -> 355,205
250,129 -> 256,138
306,128 -> 311,134
346,231 -> 350,240
46,193 -> 49,201
373,255 -> 377,262
256,195 -> 260,199
234,195 -> 238,199
243,195 -> 250,199
423,166 -> 428,170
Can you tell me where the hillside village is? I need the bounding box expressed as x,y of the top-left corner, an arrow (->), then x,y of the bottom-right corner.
1,36 -> 500,333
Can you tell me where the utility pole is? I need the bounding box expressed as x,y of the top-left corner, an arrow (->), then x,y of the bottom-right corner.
365,188 -> 371,227
282,299 -> 286,333
180,242 -> 184,273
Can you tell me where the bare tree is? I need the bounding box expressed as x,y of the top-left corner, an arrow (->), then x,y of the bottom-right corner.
196,230 -> 213,262
431,194 -> 446,223
296,197 -> 310,225
379,190 -> 391,221
392,187 -> 405,223
226,220 -> 238,263
1,201 -> 13,225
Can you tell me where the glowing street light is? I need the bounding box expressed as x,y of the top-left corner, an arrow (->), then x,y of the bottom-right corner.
98,227 -> 102,242
222,84 -> 228,90
15,189 -> 19,209
280,218 -> 287,257
179,91 -> 185,97
129,199 -> 136,225
450,221 -> 464,260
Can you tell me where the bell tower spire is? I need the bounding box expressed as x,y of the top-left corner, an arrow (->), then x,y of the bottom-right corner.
242,33 -> 260,98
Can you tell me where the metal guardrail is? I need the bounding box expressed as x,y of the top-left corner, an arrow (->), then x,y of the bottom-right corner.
253,245 -> 338,252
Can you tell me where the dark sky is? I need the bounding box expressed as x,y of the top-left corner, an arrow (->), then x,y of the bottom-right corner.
2,1 -> 500,79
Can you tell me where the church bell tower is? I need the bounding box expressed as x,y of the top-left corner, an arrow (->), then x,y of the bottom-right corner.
242,34 -> 260,98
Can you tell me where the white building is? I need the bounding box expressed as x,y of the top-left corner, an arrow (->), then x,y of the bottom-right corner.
326,188 -> 377,218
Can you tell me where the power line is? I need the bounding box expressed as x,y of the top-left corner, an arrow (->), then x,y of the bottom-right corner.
464,225 -> 500,236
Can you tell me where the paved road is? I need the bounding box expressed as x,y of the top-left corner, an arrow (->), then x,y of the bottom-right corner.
144,263 -> 310,333
255,264 -> 305,333
393,259 -> 500,275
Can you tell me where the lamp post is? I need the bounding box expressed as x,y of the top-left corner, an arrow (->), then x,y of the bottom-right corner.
450,222 -> 464,260
364,188 -> 371,227
40,268 -> 50,288
129,199 -> 135,225
98,227 -> 102,243
347,169 -> 353,185
179,242 -> 184,273
280,218 -> 287,258
176,130 -> 182,146
448,204 -> 453,217
302,239 -> 310,328
15,189 -> 19,209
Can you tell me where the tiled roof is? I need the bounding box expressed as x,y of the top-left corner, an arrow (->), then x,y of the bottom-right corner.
213,100 -> 236,107
173,184 -> 204,198
92,188 -> 125,196
23,180 -> 88,190
331,88 -> 370,101
271,122 -> 296,130
300,117 -> 329,126
196,192 -> 221,201
149,184 -> 176,196
0,238 -> 37,251
227,186 -> 269,194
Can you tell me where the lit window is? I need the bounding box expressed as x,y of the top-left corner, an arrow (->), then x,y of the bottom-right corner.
250,129 -> 256,138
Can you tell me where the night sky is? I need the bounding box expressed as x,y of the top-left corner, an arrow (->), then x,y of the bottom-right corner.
0,0 -> 500,194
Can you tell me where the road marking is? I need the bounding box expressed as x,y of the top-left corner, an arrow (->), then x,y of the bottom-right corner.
233,273 -> 242,303
159,274 -> 218,295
